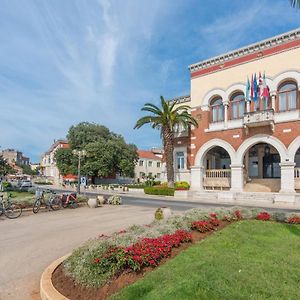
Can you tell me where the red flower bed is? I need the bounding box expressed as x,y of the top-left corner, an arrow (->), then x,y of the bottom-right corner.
234,210 -> 243,220
191,221 -> 214,232
288,216 -> 300,224
256,212 -> 271,221
93,230 -> 192,272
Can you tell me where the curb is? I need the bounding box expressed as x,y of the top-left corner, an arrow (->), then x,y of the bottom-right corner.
40,254 -> 70,300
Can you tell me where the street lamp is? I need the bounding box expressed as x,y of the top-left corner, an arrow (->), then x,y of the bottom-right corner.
72,149 -> 86,194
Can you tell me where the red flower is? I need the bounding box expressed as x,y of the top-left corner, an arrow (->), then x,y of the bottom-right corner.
256,212 -> 271,221
288,216 -> 300,224
94,258 -> 100,264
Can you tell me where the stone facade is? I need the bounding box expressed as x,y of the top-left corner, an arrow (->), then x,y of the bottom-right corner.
40,140 -> 69,184
171,28 -> 300,201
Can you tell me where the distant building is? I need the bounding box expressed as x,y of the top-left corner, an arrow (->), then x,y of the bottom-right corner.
135,149 -> 163,182
0,149 -> 30,166
40,140 -> 69,184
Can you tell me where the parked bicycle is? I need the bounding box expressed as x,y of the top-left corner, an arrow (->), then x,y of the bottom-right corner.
60,192 -> 78,209
0,192 -> 23,219
33,189 -> 62,214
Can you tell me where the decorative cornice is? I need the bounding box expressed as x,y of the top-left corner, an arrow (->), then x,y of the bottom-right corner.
189,28 -> 300,74
168,95 -> 191,104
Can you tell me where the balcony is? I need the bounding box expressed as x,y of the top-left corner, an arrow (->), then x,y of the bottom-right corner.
243,109 -> 274,132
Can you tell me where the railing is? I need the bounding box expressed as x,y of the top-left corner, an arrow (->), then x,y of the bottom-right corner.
295,168 -> 300,178
205,169 -> 231,178
204,169 -> 231,190
295,168 -> 300,190
243,108 -> 274,127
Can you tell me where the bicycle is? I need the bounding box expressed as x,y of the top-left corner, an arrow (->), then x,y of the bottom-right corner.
32,189 -> 62,214
60,192 -> 78,209
0,192 -> 23,219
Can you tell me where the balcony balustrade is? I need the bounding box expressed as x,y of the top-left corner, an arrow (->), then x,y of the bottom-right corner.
243,109 -> 275,132
204,169 -> 231,190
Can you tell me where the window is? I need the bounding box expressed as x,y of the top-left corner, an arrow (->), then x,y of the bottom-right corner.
148,172 -> 152,177
210,97 -> 224,122
157,162 -> 161,168
231,93 -> 245,119
148,161 -> 152,167
156,173 -> 161,179
176,152 -> 185,169
139,160 -> 144,166
139,172 -> 145,178
278,82 -> 298,111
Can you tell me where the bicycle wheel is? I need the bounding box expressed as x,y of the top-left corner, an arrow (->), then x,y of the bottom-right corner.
4,202 -> 22,219
50,196 -> 62,211
70,201 -> 78,209
33,199 -> 41,214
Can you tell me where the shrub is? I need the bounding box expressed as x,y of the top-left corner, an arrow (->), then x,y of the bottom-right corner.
175,181 -> 190,190
287,216 -> 300,224
108,195 -> 122,205
1,181 -> 12,190
144,186 -> 175,196
191,221 -> 214,232
256,212 -> 271,221
125,184 -> 145,189
155,208 -> 164,220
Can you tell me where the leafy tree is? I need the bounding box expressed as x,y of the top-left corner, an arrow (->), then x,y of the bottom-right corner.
55,122 -> 138,180
134,96 -> 198,187
290,0 -> 300,8
16,163 -> 38,176
67,122 -> 111,149
0,156 -> 15,176
54,148 -> 78,176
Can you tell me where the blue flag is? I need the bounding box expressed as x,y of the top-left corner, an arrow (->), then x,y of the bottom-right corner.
253,73 -> 258,102
245,76 -> 250,101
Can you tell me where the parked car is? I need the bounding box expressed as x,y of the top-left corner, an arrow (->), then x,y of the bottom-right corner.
19,180 -> 33,188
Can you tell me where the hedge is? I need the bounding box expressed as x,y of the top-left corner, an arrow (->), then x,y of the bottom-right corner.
144,186 -> 175,196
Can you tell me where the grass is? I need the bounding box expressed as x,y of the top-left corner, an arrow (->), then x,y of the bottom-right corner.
8,191 -> 35,204
111,221 -> 300,300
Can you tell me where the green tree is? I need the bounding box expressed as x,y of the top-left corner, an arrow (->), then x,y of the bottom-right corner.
54,148 -> 78,176
67,122 -> 111,149
0,156 -> 15,176
55,123 -> 138,180
290,0 -> 300,8
134,96 -> 198,187
16,163 -> 38,176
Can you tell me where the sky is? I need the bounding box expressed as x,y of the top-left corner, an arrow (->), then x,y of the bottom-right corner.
0,0 -> 299,162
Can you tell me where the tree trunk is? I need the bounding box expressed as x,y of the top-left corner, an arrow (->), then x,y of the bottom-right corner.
162,126 -> 174,188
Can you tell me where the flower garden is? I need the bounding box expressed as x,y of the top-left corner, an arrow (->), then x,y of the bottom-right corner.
52,207 -> 300,299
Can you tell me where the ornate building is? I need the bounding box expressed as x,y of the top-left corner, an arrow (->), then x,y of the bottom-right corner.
172,28 -> 300,204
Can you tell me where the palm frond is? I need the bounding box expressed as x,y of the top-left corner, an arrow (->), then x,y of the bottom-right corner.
290,0 -> 300,8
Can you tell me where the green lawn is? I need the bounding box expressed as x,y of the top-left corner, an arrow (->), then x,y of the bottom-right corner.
111,221 -> 300,300
8,191 -> 35,204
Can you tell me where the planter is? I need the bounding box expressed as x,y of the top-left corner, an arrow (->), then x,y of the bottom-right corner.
161,207 -> 172,219
87,198 -> 98,208
97,195 -> 105,205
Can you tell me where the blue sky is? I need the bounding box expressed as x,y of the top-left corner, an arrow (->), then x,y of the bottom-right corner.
0,0 -> 299,162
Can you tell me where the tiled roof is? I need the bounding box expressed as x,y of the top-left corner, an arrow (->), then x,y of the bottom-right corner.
137,150 -> 161,160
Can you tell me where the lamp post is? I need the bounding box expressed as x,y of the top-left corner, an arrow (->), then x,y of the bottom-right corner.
72,149 -> 86,194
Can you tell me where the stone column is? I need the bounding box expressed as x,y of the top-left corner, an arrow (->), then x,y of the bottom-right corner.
270,92 -> 276,111
230,164 -> 244,192
246,100 -> 251,113
224,102 -> 229,128
279,162 -> 295,193
190,166 -> 204,191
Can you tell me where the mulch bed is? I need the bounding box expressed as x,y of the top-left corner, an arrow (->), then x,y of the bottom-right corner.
52,221 -> 229,300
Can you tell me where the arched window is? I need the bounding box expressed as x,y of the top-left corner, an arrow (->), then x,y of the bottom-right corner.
210,97 -> 224,122
230,92 -> 245,119
278,81 -> 298,111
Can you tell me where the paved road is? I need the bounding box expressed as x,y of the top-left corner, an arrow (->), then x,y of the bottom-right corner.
0,205 -> 155,300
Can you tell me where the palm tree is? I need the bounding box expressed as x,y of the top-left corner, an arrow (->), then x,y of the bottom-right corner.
290,0 -> 300,8
134,96 -> 198,187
